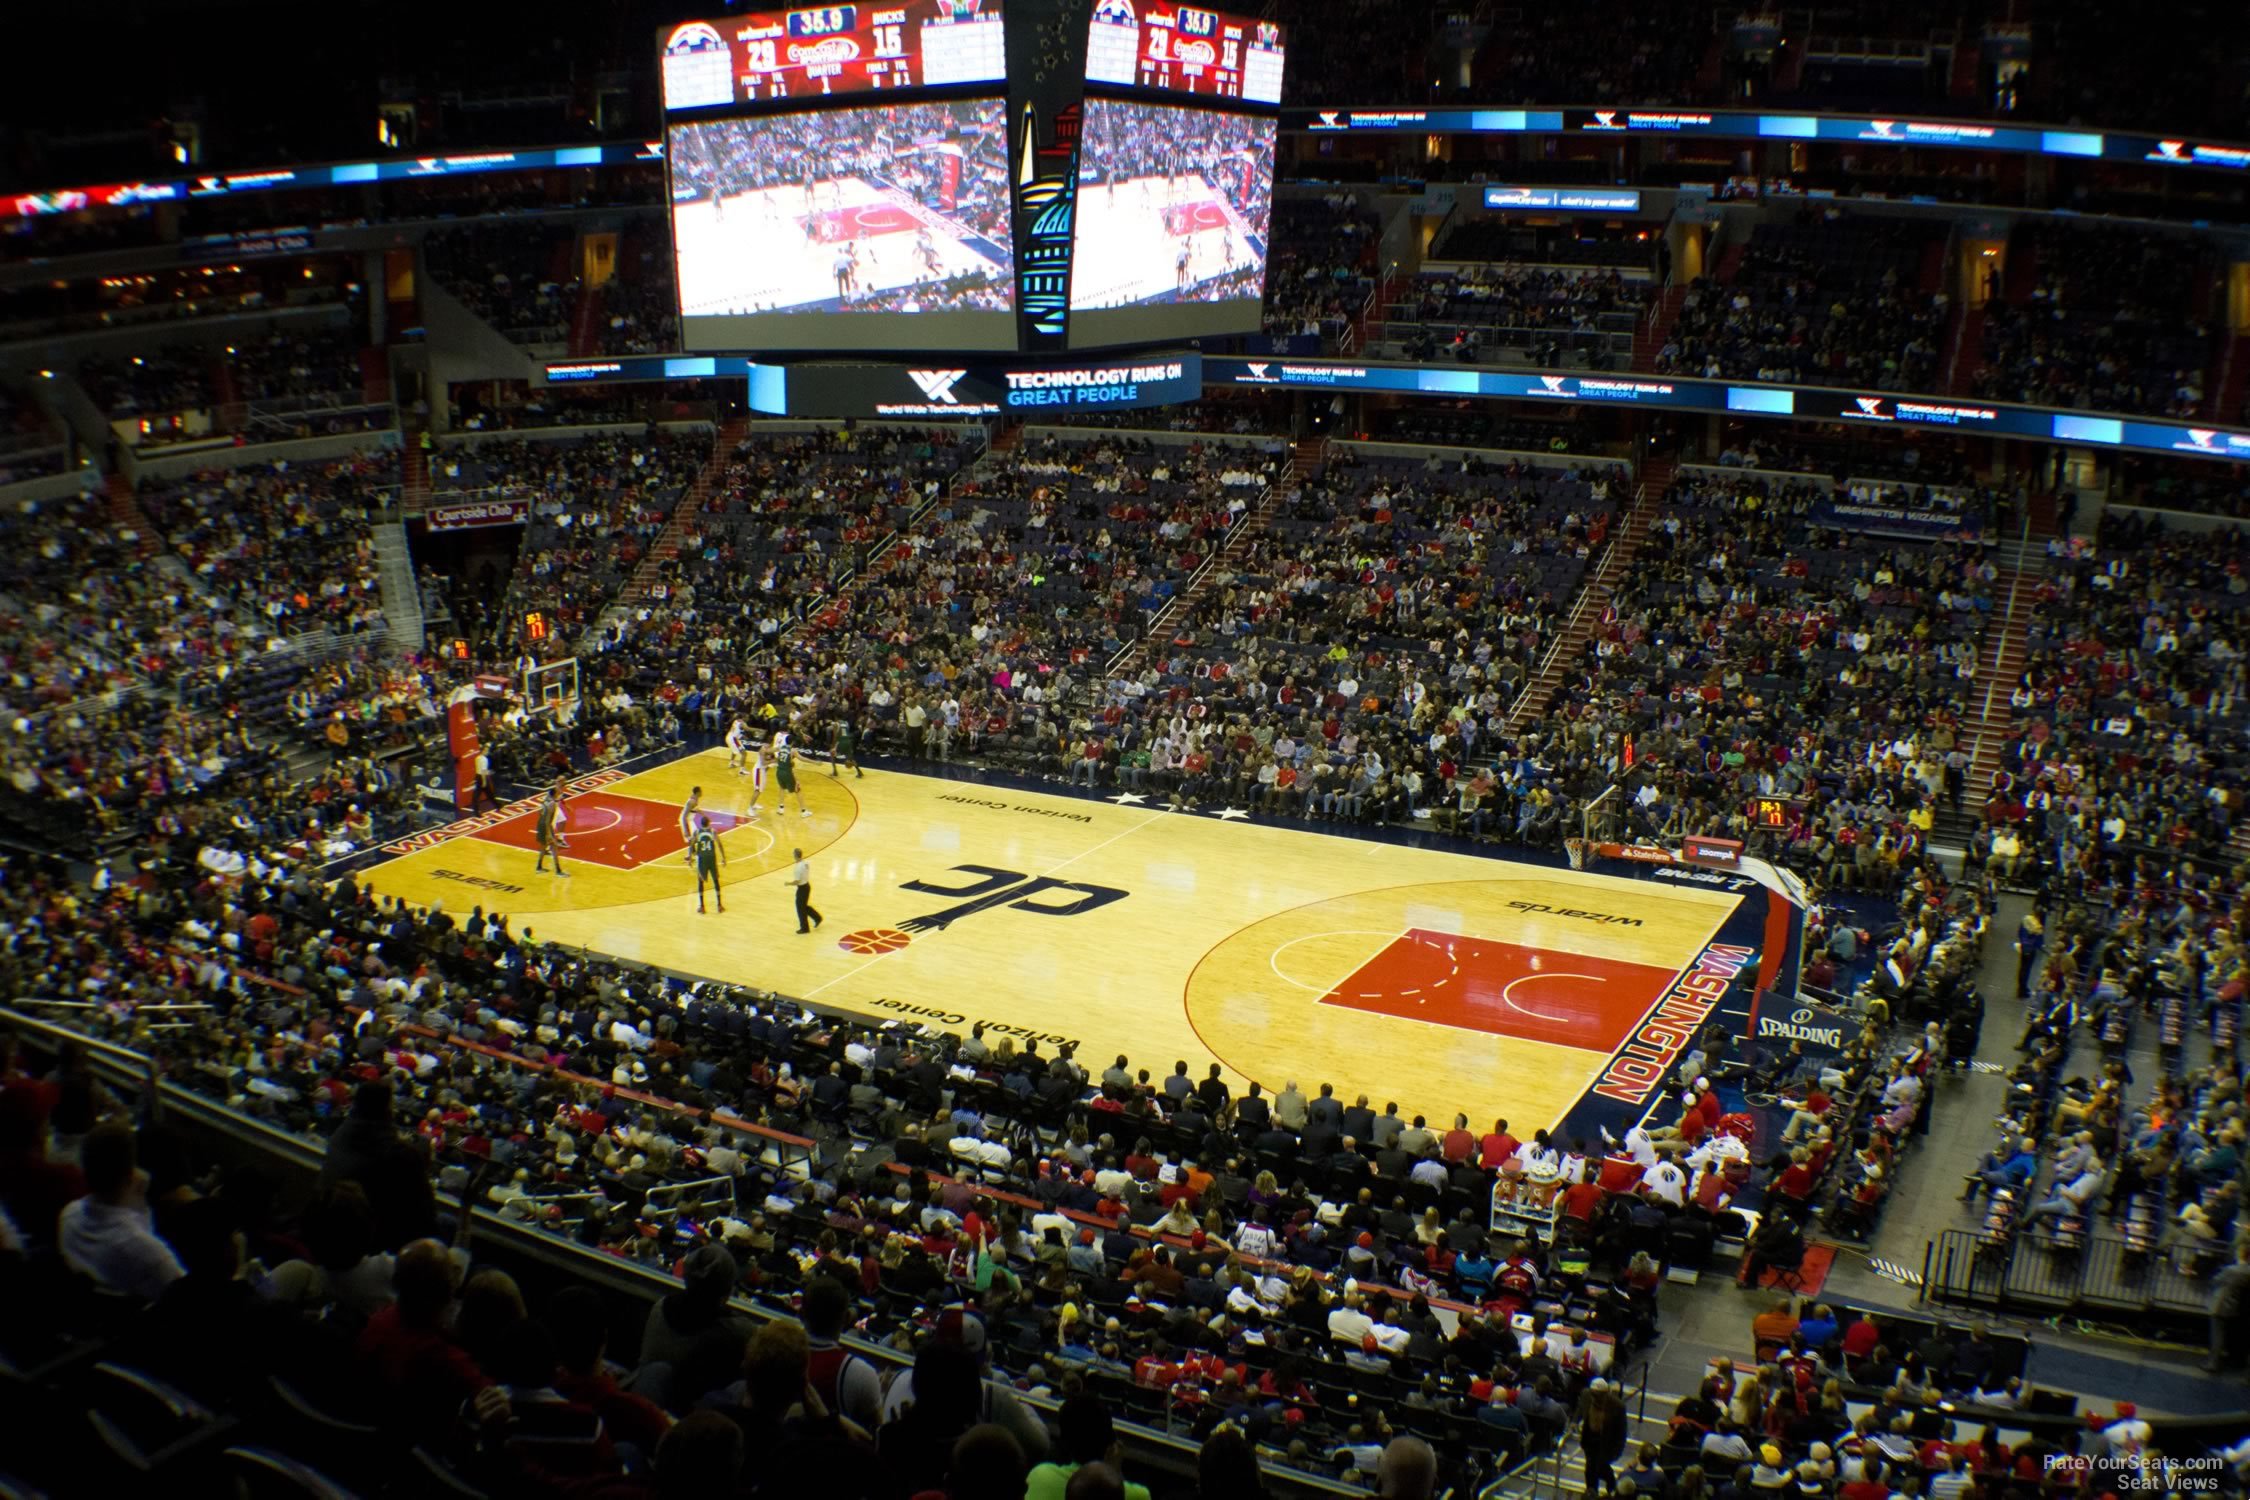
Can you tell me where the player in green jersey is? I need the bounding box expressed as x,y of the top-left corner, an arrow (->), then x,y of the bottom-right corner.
691,814 -> 727,913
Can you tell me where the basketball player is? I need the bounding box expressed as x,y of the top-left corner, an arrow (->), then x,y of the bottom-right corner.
691,814 -> 727,914
829,715 -> 862,778
773,730 -> 809,816
915,229 -> 942,280
533,782 -> 571,877
679,785 -> 704,866
1176,243 -> 1193,293
745,741 -> 769,818
726,717 -> 750,775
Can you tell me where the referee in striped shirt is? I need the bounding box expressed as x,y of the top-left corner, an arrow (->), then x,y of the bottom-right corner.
787,848 -> 823,934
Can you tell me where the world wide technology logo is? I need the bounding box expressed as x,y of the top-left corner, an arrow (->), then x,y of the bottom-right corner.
908,369 -> 970,403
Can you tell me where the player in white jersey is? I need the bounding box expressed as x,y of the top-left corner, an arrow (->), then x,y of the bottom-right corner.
745,743 -> 769,817
725,718 -> 749,774
680,785 -> 704,865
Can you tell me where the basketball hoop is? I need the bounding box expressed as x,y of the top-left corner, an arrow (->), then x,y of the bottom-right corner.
1565,837 -> 1592,872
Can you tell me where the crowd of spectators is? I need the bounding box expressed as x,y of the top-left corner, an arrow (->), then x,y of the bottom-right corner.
1385,267 -> 1652,368
1972,224 -> 2215,418
425,221 -> 583,346
430,430 -> 712,653
78,344 -> 216,417
1260,195 -> 1378,344
1655,214 -> 1949,391
0,833 -> 1829,1498
596,228 -> 679,355
1971,508 -> 2250,880
135,454 -> 392,641
0,446 -> 425,845
225,325 -> 367,408
75,322 -> 369,422
1057,449 -> 1613,824
1550,470 -> 1994,869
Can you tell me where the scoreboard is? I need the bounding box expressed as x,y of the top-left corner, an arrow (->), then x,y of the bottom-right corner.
659,1 -> 1007,112
1086,2 -> 1285,105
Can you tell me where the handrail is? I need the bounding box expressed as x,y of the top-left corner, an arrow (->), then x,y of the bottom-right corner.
1504,466 -> 1650,731
1964,510 -> 2032,786
1104,475 -> 1277,677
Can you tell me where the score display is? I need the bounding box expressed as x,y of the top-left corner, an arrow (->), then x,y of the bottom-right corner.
660,2 -> 1007,112
1086,2 -> 1285,105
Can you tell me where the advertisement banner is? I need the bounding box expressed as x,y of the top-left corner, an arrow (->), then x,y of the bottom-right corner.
777,353 -> 1201,417
1808,497 -> 1983,541
1748,990 -> 1853,1056
1483,185 -> 1642,212
425,498 -> 531,532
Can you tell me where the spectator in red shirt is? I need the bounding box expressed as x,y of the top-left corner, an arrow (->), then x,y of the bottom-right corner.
1841,1313 -> 1883,1362
1479,1119 -> 1521,1170
1441,1114 -> 1476,1164
357,1238 -> 490,1429
1648,1089 -> 1710,1152
0,1086 -> 86,1252
1838,1458 -> 1892,1500
1561,1177 -> 1606,1224
1770,1148 -> 1819,1212
1779,1090 -> 1832,1145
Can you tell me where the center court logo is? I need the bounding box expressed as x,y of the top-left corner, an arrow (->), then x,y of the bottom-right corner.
837,864 -> 1129,954
908,369 -> 969,403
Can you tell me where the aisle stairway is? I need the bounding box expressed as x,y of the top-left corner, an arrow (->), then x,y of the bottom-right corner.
1102,436 -> 1315,679
103,472 -> 160,560
1484,1376 -> 1676,1500
371,521 -> 425,652
1944,306 -> 1985,394
1937,552 -> 2037,851
1631,285 -> 1689,371
2212,332 -> 2250,424
568,283 -> 606,359
614,414 -> 750,610
1503,457 -> 1670,733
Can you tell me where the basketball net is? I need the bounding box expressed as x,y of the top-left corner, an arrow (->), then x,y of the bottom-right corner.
1565,837 -> 1592,872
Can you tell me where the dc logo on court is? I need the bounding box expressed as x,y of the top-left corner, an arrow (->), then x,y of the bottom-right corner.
907,369 -> 969,403
838,863 -> 1128,952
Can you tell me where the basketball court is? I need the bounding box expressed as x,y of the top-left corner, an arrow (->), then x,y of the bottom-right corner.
673,177 -> 1012,316
356,752 -> 1797,1136
1070,172 -> 1265,309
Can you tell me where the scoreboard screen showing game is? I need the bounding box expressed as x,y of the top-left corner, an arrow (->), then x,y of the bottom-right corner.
659,2 -> 1007,113
1068,98 -> 1275,347
666,99 -> 1016,351
1085,1 -> 1286,105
